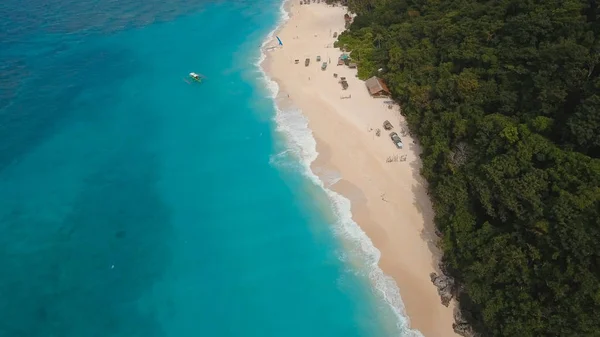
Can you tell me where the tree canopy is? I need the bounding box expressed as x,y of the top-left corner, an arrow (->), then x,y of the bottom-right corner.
336,0 -> 600,335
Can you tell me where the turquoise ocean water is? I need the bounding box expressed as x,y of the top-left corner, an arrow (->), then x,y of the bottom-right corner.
0,0 -> 417,336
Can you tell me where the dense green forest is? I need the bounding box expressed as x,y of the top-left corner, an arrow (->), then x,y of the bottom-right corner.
335,0 -> 600,335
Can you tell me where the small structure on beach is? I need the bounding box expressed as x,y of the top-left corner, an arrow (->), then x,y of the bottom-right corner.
338,53 -> 350,66
383,120 -> 393,130
365,76 -> 391,97
348,62 -> 357,69
340,78 -> 349,90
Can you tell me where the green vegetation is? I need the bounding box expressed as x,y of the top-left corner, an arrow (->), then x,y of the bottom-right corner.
336,0 -> 600,335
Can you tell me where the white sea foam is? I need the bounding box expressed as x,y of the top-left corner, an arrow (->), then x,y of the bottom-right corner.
256,2 -> 424,337
315,166 -> 343,187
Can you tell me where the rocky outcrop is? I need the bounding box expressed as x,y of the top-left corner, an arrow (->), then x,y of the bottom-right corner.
430,272 -> 454,306
453,307 -> 478,337
430,268 -> 478,337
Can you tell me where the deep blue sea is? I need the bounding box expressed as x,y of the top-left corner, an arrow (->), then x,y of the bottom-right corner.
0,0 -> 416,336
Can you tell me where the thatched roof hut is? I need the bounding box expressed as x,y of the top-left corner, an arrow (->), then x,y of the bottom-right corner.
365,76 -> 391,97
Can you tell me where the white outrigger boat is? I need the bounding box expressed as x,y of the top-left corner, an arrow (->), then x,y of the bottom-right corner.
189,72 -> 202,83
183,72 -> 207,84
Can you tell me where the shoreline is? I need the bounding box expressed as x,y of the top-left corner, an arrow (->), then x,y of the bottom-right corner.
259,2 -> 458,336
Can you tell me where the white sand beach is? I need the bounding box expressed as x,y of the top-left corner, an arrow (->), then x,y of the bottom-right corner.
262,2 -> 458,336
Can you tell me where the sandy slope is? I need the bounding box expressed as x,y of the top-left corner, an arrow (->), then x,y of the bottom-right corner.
262,2 -> 458,336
